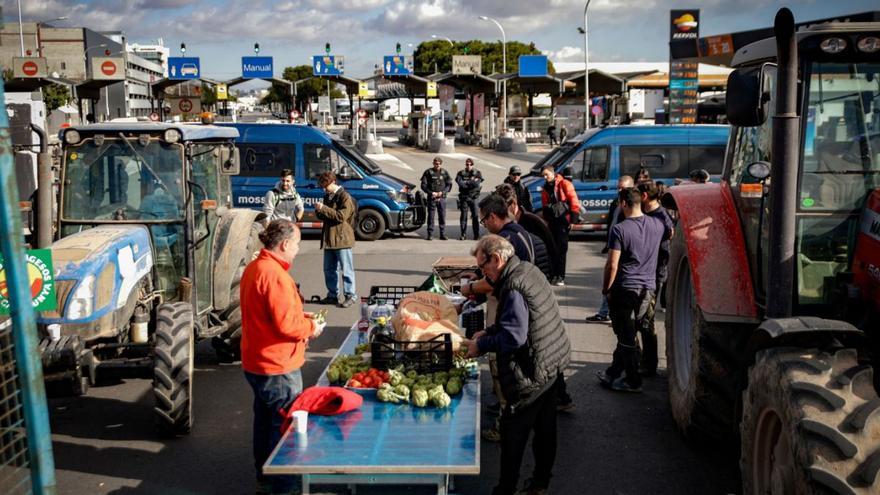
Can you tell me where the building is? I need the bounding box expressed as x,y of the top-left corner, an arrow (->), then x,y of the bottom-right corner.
128,42 -> 170,77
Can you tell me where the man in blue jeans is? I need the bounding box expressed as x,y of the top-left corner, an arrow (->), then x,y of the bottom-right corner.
315,171 -> 358,308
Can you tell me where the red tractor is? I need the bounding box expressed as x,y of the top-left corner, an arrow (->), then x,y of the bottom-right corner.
663,8 -> 880,493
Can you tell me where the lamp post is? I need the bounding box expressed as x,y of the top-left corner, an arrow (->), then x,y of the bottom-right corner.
479,15 -> 506,132
582,0 -> 592,130
35,16 -> 68,57
431,34 -> 454,47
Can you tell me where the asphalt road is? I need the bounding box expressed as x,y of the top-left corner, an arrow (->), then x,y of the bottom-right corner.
47,143 -> 740,495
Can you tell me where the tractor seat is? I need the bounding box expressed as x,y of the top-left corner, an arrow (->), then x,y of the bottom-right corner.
797,253 -> 843,305
816,147 -> 873,210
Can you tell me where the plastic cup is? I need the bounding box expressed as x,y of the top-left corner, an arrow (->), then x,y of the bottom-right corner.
292,410 -> 308,434
47,324 -> 61,342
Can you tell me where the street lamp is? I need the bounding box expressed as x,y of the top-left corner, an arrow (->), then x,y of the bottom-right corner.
34,16 -> 68,57
581,0 -> 592,130
431,35 -> 454,48
479,15 -> 507,132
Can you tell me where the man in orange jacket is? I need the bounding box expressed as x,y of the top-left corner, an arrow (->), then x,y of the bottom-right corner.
240,219 -> 326,494
540,165 -> 580,286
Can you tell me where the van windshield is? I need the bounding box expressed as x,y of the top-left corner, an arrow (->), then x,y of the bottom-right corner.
337,140 -> 381,174
530,142 -> 578,173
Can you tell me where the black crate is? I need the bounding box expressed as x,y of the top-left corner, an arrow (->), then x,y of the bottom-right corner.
461,309 -> 484,339
370,333 -> 454,373
368,286 -> 418,307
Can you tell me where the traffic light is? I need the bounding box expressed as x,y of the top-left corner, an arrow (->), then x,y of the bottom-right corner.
325,42 -> 331,54
254,43 -> 260,54
396,42 -> 401,54
180,43 -> 186,54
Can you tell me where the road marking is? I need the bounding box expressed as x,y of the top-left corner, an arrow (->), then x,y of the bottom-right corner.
439,153 -> 505,170
366,153 -> 413,171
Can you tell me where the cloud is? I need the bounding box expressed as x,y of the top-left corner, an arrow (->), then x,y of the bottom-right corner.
543,46 -> 584,63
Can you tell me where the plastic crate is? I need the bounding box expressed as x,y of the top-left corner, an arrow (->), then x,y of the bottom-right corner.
370,333 -> 454,373
368,286 -> 418,307
461,309 -> 485,339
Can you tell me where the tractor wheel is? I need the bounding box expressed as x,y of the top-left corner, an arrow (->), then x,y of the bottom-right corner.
741,347 -> 880,494
665,228 -> 747,441
153,302 -> 194,437
355,208 -> 386,241
213,222 -> 261,363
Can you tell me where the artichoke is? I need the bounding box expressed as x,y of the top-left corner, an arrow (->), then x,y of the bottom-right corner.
445,378 -> 462,396
432,391 -> 452,408
412,388 -> 429,408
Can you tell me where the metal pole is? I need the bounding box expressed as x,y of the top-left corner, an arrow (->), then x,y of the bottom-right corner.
480,16 -> 507,133
0,80 -> 58,495
766,7 -> 799,319
583,0 -> 591,131
17,0 -> 25,56
30,124 -> 52,248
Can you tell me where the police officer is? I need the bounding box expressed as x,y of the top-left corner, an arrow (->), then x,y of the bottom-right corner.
421,157 -> 452,240
455,158 -> 483,240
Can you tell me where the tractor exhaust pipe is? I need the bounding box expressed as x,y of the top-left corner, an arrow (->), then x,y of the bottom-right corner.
30,124 -> 53,248
767,8 -> 799,319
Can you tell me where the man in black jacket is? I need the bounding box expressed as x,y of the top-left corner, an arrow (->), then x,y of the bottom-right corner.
455,158 -> 483,240
503,165 -> 533,213
465,235 -> 571,495
420,157 -> 453,240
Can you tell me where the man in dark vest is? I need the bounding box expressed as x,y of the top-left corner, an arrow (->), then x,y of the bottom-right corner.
503,165 -> 534,213
455,157 -> 483,240
465,235 -> 571,495
420,156 -> 453,240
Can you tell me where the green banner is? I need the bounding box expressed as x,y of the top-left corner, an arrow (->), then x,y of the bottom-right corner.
0,249 -> 58,314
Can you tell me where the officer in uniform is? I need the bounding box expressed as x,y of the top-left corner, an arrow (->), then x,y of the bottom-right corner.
420,157 -> 453,240
455,158 -> 484,240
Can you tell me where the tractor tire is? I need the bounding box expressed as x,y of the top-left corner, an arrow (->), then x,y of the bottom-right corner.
355,208 -> 386,241
740,347 -> 880,494
213,222 -> 261,363
153,302 -> 194,437
665,228 -> 747,442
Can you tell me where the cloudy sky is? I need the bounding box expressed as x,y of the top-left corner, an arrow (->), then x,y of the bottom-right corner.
6,0 -> 878,81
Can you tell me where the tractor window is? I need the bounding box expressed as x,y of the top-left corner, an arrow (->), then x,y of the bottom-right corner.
799,62 -> 880,212
62,139 -> 185,222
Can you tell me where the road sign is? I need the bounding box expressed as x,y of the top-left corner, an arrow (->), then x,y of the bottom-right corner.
166,96 -> 201,116
427,81 -> 437,98
91,57 -> 125,80
290,110 -> 300,120
0,249 -> 57,314
358,81 -> 369,98
168,57 -> 201,80
591,105 -> 603,116
383,55 -> 410,76
313,55 -> 344,76
149,112 -> 160,122
452,55 -> 481,75
358,117 -> 367,127
216,83 -> 228,100
518,55 -> 548,77
242,56 -> 273,78
318,96 -> 331,113
357,109 -> 368,118
13,57 -> 48,78
179,99 -> 193,113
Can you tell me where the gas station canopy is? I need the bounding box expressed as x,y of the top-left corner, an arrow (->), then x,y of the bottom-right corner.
491,72 -> 564,95
428,72 -> 497,94
557,69 -> 626,96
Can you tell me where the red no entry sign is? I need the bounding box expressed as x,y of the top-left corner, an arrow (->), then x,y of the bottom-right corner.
101,60 -> 117,76
22,61 -> 39,77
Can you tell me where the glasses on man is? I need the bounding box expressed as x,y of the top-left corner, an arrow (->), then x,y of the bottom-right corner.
477,255 -> 492,269
479,214 -> 491,226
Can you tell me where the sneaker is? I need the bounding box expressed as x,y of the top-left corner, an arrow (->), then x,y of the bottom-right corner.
318,296 -> 338,305
610,377 -> 642,393
596,371 -> 615,387
439,234 -> 448,240
339,295 -> 357,308
556,399 -> 575,412
481,427 -> 501,442
486,402 -> 501,416
460,234 -> 467,241
426,234 -> 433,240
586,314 -> 610,322
553,278 -> 565,287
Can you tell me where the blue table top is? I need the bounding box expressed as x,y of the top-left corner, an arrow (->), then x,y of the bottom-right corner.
264,330 -> 481,475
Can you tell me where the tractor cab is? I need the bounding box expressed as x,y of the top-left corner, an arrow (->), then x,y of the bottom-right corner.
57,123 -> 239,303
725,26 -> 880,315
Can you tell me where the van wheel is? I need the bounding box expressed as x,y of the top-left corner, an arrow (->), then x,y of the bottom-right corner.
356,209 -> 386,241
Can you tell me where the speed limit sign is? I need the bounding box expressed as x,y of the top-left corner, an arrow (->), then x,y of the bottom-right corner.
357,109 -> 367,118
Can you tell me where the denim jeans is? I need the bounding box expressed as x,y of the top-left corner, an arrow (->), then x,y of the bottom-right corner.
245,369 -> 303,493
323,248 -> 356,299
597,295 -> 609,317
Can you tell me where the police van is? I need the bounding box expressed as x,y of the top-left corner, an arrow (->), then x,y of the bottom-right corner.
522,124 -> 730,230
223,123 -> 426,240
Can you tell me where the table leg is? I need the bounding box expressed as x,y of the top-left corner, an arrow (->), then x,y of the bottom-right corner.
348,483 -> 357,494
302,474 -> 310,495
436,474 -> 448,495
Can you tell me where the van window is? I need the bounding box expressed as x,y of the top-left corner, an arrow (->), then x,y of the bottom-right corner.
304,143 -> 344,179
238,144 -> 296,178
621,145 -> 724,178
568,146 -> 609,181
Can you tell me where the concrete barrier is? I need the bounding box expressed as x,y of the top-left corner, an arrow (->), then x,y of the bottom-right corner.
429,136 -> 455,154
496,136 -> 527,152
357,136 -> 384,154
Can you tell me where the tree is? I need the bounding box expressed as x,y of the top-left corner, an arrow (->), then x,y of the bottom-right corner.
43,83 -> 70,112
200,82 -> 236,108
261,65 -> 344,108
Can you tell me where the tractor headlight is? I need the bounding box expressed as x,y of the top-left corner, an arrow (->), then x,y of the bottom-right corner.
163,129 -> 181,143
66,275 -> 95,320
820,37 -> 847,54
64,130 -> 81,145
857,36 -> 880,53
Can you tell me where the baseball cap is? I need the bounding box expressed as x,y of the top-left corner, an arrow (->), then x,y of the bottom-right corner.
509,165 -> 522,175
